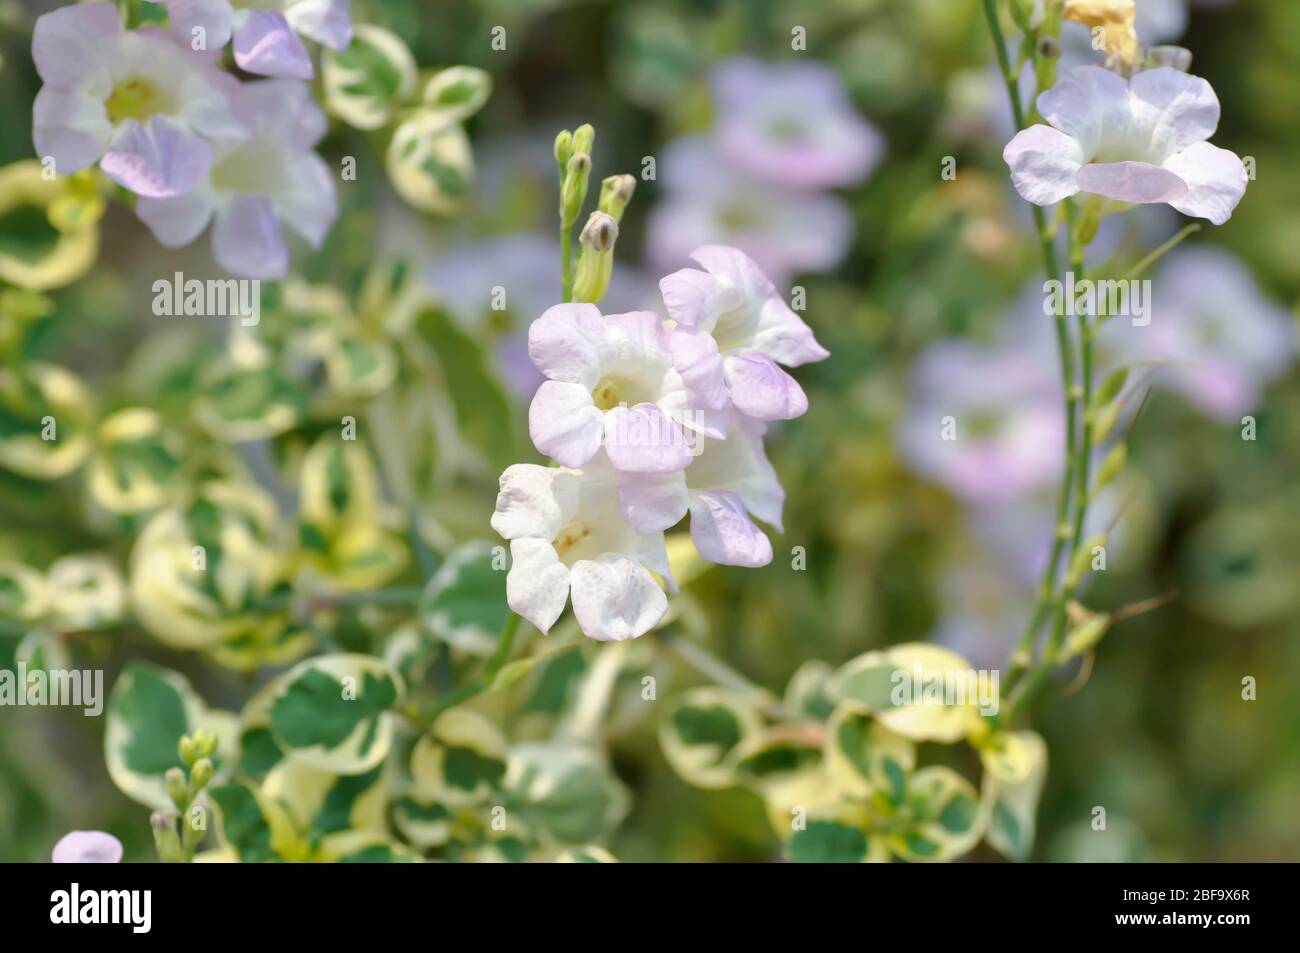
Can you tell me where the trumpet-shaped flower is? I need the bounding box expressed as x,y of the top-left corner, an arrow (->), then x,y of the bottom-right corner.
145,0 -> 352,79
710,56 -> 883,190
52,830 -> 123,863
32,3 -> 248,197
527,304 -> 722,473
1003,66 -> 1247,224
136,79 -> 336,279
490,459 -> 674,641
659,245 -> 829,421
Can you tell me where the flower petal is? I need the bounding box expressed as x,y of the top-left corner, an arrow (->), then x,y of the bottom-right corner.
616,470 -> 690,533
690,244 -> 777,302
32,88 -> 113,174
723,350 -> 808,420
1036,65 -> 1130,157
528,380 -> 603,467
284,0 -> 353,50
1003,124 -> 1084,206
1163,142 -> 1248,226
32,3 -> 118,88
659,266 -> 727,331
52,830 -> 123,864
569,555 -> 667,641
277,151 -> 337,247
1129,67 -> 1220,158
603,403 -> 693,473
1076,160 -> 1188,204
668,328 -> 729,411
211,194 -> 288,278
233,11 -> 315,79
165,0 -> 235,52
689,490 -> 772,568
527,302 -> 606,387
100,116 -> 213,198
506,539 -> 570,634
752,294 -> 829,366
136,185 -> 218,247
490,464 -> 578,540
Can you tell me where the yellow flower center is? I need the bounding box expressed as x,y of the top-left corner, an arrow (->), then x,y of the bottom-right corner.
105,77 -> 170,125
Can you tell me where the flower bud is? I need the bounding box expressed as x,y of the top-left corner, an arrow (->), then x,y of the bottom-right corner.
571,123 -> 595,157
165,767 -> 189,810
571,211 -> 619,304
178,734 -> 197,767
190,757 -> 214,791
598,174 -> 636,223
560,152 -> 591,228
554,129 -> 573,174
192,728 -> 218,759
150,811 -> 183,863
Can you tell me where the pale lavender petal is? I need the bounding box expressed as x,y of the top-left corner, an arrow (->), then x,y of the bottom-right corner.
136,186 -> 218,247
284,0 -> 353,50
1163,142 -> 1248,225
659,266 -> 726,330
616,470 -> 689,533
723,350 -> 808,420
211,194 -> 288,278
603,403 -> 693,474
1129,67 -> 1219,157
490,463 -> 574,540
751,295 -> 829,367
101,116 -> 213,198
165,0 -> 235,52
32,88 -> 112,173
528,380 -> 603,467
1076,160 -> 1188,204
690,244 -> 776,302
32,3 -> 119,87
234,11 -> 314,80
669,328 -> 729,410
527,303 -> 606,387
240,78 -> 327,149
52,830 -> 123,863
689,490 -> 772,568
1003,124 -> 1084,206
1036,65 -> 1131,156
506,539 -> 570,634
569,555 -> 667,641
277,152 -> 337,246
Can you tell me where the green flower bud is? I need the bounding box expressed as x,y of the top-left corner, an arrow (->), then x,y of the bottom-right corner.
571,211 -> 619,304
554,129 -> 573,174
190,757 -> 214,792
598,174 -> 636,223
151,810 -> 183,864
192,728 -> 218,759
571,123 -> 594,157
165,767 -> 189,811
178,734 -> 197,767
560,152 -> 591,228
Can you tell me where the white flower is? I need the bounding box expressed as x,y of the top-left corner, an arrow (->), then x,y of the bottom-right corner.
490,459 -> 674,641
1003,66 -> 1247,224
52,830 -> 123,863
32,3 -> 248,197
136,80 -> 336,279
659,245 -> 829,421
526,304 -> 723,473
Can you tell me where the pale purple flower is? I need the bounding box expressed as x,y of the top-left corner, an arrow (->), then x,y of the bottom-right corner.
526,304 -> 723,474
136,79 -> 336,279
52,830 -> 123,863
659,245 -> 828,423
710,56 -> 883,190
646,137 -> 854,285
1004,66 -> 1247,225
898,340 -> 1064,504
144,0 -> 351,79
31,3 -> 249,197
491,458 -> 674,640
1101,246 -> 1295,420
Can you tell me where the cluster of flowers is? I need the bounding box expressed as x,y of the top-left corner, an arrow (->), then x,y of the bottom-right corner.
31,1 -> 345,278
491,245 -> 828,642
648,57 -> 883,286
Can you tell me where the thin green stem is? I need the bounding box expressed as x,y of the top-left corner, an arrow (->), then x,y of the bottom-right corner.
409,612 -> 523,724
661,631 -> 783,718
561,225 -> 573,302
1123,222 -> 1201,282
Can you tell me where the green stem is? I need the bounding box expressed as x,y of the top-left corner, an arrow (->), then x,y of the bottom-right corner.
1123,222 -> 1201,283
410,612 -> 523,724
561,225 -> 573,302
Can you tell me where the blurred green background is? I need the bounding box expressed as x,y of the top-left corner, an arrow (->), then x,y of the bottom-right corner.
1,0 -> 1297,861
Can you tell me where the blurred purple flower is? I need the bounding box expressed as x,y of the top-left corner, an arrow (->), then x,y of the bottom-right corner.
52,830 -> 123,863
646,137 -> 853,286
898,339 -> 1064,504
1101,246 -> 1295,421
710,56 -> 883,191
